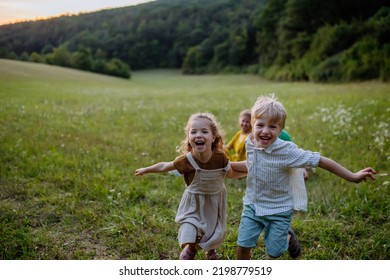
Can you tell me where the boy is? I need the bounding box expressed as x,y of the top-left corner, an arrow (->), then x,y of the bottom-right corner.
231,94 -> 377,259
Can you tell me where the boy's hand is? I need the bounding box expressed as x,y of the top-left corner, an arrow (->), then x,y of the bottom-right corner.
354,167 -> 377,183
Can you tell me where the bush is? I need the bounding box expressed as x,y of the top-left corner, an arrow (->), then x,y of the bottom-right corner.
311,22 -> 362,60
45,47 -> 71,67
340,37 -> 382,81
19,52 -> 30,62
367,7 -> 390,44
71,48 -> 93,71
309,54 -> 343,82
104,58 -> 131,79
379,44 -> 390,81
0,49 -> 17,60
30,52 -> 45,63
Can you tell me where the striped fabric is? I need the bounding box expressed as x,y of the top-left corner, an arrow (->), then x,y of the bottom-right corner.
244,136 -> 320,216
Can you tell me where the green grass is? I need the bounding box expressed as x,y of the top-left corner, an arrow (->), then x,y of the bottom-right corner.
0,59 -> 389,260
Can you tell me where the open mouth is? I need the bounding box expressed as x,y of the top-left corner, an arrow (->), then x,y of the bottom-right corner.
257,136 -> 272,147
195,140 -> 205,147
260,136 -> 271,140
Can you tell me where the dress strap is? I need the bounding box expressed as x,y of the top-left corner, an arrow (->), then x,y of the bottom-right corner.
223,161 -> 231,171
186,152 -> 200,170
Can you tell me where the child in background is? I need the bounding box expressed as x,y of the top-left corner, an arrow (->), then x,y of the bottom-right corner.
135,113 -> 246,260
279,129 -> 309,180
279,129 -> 292,141
278,128 -> 309,254
224,109 -> 252,161
231,94 -> 377,259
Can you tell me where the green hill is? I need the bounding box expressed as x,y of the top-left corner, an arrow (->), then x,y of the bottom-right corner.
0,0 -> 389,82
0,59 -> 128,82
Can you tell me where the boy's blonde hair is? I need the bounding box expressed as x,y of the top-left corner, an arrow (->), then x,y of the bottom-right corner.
177,112 -> 225,154
251,93 -> 286,129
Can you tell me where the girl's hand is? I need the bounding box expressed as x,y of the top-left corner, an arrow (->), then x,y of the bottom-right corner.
353,167 -> 377,183
226,167 -> 247,179
231,160 -> 247,172
135,168 -> 146,176
303,168 -> 309,180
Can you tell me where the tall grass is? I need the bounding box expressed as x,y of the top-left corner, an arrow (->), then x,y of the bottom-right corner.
0,59 -> 389,259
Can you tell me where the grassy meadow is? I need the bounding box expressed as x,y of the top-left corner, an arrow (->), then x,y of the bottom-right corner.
0,59 -> 389,260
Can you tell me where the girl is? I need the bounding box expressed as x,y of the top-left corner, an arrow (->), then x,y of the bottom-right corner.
135,112 -> 245,260
224,109 -> 252,161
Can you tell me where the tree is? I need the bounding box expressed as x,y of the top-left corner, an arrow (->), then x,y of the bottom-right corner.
72,47 -> 93,71
30,52 -> 45,63
104,58 -> 131,79
46,47 -> 71,67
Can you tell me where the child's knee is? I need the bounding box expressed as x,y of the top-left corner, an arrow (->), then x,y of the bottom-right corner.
266,245 -> 286,258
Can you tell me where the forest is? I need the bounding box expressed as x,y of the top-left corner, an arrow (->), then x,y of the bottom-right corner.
0,0 -> 389,81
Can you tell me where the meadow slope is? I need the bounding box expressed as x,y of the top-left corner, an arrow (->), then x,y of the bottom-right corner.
0,59 -> 389,260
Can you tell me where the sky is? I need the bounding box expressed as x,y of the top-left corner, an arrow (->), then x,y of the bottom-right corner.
0,0 -> 155,26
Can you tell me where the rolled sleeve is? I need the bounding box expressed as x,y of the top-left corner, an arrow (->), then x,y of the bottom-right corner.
286,145 -> 320,168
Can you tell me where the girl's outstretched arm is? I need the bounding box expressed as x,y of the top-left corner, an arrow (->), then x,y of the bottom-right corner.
226,160 -> 248,179
231,161 -> 248,172
226,167 -> 247,179
318,156 -> 377,183
135,161 -> 175,176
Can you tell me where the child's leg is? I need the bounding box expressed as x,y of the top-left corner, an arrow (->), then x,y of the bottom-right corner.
287,226 -> 300,258
263,210 -> 293,258
178,223 -> 199,260
180,244 -> 197,260
236,205 -> 263,260
178,223 -> 198,246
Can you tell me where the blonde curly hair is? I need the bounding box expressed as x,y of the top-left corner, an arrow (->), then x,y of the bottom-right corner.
177,112 -> 225,154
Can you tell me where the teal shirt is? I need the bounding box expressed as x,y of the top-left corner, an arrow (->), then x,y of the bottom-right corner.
279,130 -> 292,142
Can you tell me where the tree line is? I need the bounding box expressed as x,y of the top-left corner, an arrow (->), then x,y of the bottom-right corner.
0,0 -> 389,81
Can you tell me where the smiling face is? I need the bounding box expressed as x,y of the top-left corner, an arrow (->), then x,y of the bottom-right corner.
252,116 -> 282,148
250,94 -> 286,148
240,115 -> 252,134
188,118 -> 215,156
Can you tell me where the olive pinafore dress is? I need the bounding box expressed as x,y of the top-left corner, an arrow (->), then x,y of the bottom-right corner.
175,152 -> 230,251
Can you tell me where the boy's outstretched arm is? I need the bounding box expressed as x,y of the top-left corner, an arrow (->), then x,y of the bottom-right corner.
318,156 -> 377,183
135,161 -> 175,176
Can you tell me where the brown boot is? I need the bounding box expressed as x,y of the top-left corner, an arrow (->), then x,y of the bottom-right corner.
179,245 -> 197,260
205,249 -> 219,260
